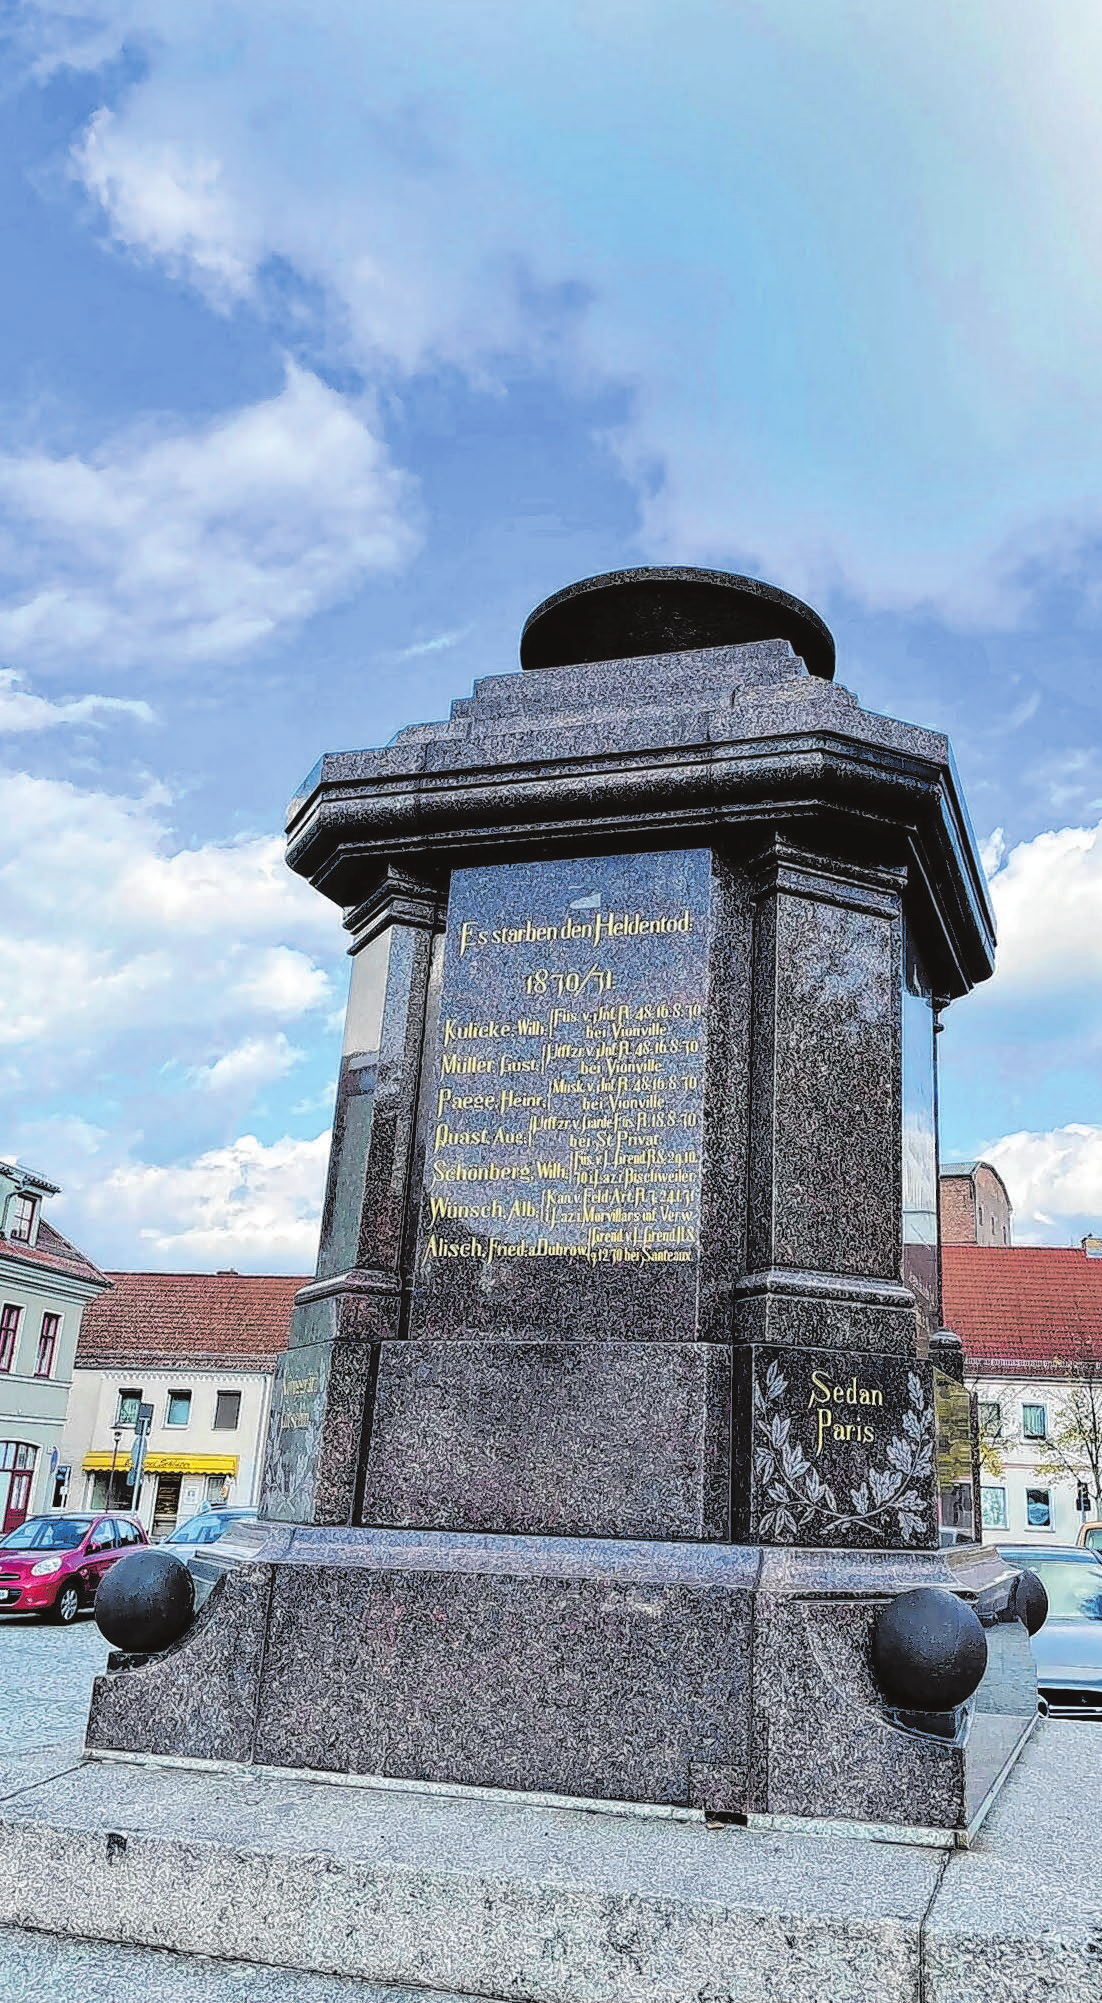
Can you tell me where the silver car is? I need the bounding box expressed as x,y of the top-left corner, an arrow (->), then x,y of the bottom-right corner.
160,1507 -> 258,1565
998,1543 -> 1102,1720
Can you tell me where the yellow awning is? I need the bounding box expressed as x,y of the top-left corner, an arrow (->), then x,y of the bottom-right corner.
82,1451 -> 239,1476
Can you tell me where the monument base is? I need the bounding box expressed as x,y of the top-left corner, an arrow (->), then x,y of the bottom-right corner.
85,1524 -> 1037,1835
0,1720 -> 1093,2003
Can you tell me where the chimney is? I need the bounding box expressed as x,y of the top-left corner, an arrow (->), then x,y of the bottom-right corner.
1082,1235 -> 1102,1259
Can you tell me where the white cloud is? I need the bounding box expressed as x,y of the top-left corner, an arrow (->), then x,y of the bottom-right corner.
83,1130 -> 329,1270
188,1033 -> 302,1094
984,1125 -> 1102,1241
21,0 -> 1102,618
0,669 -> 153,732
0,363 -> 417,670
983,820 -> 1102,992
0,769 -> 344,1081
76,108 -> 256,302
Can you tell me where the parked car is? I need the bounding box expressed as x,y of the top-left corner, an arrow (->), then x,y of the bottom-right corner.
998,1543 -> 1102,1719
1076,1521 -> 1102,1552
160,1507 -> 258,1565
0,1513 -> 148,1625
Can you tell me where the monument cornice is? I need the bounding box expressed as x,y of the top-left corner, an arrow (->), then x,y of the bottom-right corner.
286,720 -> 993,996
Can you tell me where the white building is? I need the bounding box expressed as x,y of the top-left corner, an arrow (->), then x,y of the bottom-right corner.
0,1159 -> 109,1530
60,1271 -> 302,1538
943,1240 -> 1102,1545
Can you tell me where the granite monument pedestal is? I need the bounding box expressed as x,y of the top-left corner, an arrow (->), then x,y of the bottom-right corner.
87,568 -> 1039,1835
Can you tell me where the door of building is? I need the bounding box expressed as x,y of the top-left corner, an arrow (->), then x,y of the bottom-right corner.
151,1473 -> 182,1541
0,1445 -> 36,1534
2,1472 -> 32,1535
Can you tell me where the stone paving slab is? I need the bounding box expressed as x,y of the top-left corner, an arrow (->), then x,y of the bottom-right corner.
0,1927 -> 472,2003
924,1724 -> 1102,2003
0,1722 -> 1095,2002
0,1751 -> 938,2003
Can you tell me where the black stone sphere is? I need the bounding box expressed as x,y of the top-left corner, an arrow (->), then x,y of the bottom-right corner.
1010,1567 -> 1049,1637
872,1587 -> 988,1711
94,1548 -> 195,1654
520,567 -> 836,680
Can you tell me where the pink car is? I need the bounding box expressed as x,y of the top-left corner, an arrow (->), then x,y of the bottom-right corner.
0,1512 -> 148,1624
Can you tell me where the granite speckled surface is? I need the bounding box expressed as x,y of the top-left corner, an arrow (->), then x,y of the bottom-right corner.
360,1338 -> 731,1538
85,1566 -> 271,1764
251,1549 -> 753,1805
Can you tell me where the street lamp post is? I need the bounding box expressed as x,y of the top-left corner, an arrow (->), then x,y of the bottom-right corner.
108,1426 -> 123,1510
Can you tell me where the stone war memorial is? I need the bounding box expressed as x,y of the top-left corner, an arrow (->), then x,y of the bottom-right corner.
1,568 -> 1065,2000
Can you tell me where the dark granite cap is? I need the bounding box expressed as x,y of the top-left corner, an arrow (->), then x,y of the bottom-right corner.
520,567 -> 836,681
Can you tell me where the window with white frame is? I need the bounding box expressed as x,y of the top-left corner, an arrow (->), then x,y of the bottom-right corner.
0,1305 -> 22,1373
6,1195 -> 37,1243
34,1313 -> 60,1378
165,1389 -> 191,1427
1022,1403 -> 1048,1439
978,1400 -> 1002,1438
1025,1486 -> 1052,1528
981,1486 -> 1008,1529
115,1388 -> 142,1426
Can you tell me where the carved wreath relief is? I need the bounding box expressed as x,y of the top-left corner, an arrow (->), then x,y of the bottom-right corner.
754,1357 -> 935,1545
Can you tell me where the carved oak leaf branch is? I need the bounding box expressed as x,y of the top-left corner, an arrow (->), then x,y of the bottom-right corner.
754,1363 -> 934,1543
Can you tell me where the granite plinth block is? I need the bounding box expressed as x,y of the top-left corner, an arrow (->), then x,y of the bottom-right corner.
734,1346 -> 939,1549
252,1545 -> 752,1805
85,1562 -> 277,1763
84,1530 -> 1036,1836
359,1338 -> 731,1538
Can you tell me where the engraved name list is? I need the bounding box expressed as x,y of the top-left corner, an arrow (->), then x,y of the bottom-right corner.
417,851 -> 711,1280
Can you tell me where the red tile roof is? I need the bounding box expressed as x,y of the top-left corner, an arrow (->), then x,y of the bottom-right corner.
76,1271 -> 305,1370
943,1245 -> 1102,1374
0,1220 -> 109,1289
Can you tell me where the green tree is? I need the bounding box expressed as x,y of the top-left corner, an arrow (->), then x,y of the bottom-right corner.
1032,1341 -> 1102,1517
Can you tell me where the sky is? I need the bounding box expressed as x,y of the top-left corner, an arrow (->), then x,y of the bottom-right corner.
4,0 -> 1102,1270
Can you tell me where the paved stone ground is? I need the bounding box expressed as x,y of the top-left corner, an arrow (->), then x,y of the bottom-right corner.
0,1607 -> 108,1756
0,1610 -> 460,1999
0,1608 -> 1095,2001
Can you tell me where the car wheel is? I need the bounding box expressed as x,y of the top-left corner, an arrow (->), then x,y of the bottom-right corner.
49,1582 -> 82,1626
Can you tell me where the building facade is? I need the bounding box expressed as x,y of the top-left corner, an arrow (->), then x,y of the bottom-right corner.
940,1159 -> 1013,1247
0,1160 -> 109,1531
943,1240 -> 1102,1545
60,1272 -> 301,1538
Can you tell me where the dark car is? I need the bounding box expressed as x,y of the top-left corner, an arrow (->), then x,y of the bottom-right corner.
0,1512 -> 148,1624
997,1543 -> 1102,1719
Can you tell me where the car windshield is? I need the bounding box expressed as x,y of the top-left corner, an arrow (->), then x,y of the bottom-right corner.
0,1516 -> 93,1551
1019,1560 -> 1102,1621
165,1513 -> 231,1547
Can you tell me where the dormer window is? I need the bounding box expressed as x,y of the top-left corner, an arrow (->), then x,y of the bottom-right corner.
7,1195 -> 37,1244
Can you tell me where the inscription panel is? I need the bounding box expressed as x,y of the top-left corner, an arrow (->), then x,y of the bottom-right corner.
737,1345 -> 939,1549
410,849 -> 712,1339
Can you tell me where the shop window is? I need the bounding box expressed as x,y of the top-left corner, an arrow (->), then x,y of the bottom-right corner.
213,1390 -> 241,1431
